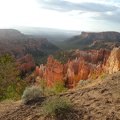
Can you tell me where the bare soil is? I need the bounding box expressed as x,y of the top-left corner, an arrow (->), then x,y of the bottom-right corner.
0,71 -> 120,120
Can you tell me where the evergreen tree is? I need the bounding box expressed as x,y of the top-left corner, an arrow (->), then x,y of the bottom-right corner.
0,53 -> 26,101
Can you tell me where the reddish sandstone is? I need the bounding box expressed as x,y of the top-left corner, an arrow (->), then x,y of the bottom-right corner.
34,48 -> 120,88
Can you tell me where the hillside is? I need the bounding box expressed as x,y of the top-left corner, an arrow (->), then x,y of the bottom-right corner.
0,71 -> 120,120
15,26 -> 80,42
61,31 -> 120,49
0,29 -> 26,39
0,29 -> 58,59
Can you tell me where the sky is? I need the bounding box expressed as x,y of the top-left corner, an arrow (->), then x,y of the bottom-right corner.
0,0 -> 120,32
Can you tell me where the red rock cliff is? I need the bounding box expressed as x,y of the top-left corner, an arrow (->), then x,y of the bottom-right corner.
35,48 -> 120,88
35,55 -> 63,87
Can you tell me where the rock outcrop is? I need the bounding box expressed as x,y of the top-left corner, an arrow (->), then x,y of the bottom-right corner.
81,31 -> 120,42
106,47 -> 120,74
64,49 -> 111,87
35,56 -> 63,87
62,31 -> 120,49
88,40 -> 120,50
35,47 -> 120,88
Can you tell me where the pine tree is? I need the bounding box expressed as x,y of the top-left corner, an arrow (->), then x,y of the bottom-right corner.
0,53 -> 26,101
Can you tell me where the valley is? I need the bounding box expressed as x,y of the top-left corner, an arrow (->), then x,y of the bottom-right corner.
0,28 -> 120,120
0,0 -> 120,119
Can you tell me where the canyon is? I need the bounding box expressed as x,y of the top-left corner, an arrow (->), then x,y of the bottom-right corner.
61,31 -> 120,49
0,29 -> 58,59
0,29 -> 120,119
35,47 -> 120,88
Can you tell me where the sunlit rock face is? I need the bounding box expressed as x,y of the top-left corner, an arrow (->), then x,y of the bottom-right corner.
106,47 -> 120,74
44,55 -> 63,87
64,49 -> 111,87
35,55 -> 63,87
34,48 -> 120,88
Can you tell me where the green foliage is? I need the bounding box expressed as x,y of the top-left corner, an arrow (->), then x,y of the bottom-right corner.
40,96 -> 72,118
100,72 -> 106,79
22,86 -> 43,104
77,79 -> 92,88
34,55 -> 48,66
44,87 -> 55,96
39,78 -> 47,95
92,73 -> 97,79
5,86 -> 19,100
0,53 -> 26,101
40,80 -> 67,96
52,80 -> 67,94
53,50 -> 75,64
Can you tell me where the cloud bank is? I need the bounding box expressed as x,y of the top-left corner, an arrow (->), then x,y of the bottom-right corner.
37,0 -> 120,23
0,0 -> 120,31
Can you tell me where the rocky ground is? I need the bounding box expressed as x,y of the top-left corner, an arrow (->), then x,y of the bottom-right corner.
0,71 -> 120,120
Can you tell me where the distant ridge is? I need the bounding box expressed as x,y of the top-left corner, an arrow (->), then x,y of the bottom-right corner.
14,26 -> 81,42
0,29 -> 26,39
80,31 -> 120,41
61,31 -> 120,49
0,29 -> 58,58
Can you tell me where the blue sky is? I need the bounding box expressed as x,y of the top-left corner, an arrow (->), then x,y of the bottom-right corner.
0,0 -> 120,32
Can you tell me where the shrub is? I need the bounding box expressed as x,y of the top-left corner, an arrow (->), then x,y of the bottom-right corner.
40,96 -> 72,118
77,79 -> 92,88
52,80 -> 67,94
22,86 -> 43,104
44,87 -> 55,96
100,72 -> 106,79
39,78 -> 47,95
92,73 -> 97,79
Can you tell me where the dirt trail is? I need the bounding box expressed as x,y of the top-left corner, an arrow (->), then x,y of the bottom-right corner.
0,100 -> 21,115
0,72 -> 120,120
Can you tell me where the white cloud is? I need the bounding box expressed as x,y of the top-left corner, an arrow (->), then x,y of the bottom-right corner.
105,11 -> 113,15
0,0 -> 120,32
64,0 -> 101,3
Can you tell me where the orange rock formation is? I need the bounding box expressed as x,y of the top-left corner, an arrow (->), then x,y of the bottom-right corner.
106,47 -> 120,74
35,48 -> 120,88
35,55 -> 63,87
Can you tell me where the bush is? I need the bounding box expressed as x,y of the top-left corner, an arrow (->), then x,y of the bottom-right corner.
44,87 -> 55,96
22,86 -> 43,104
77,79 -> 92,88
39,78 -> 47,95
100,72 -> 106,79
40,96 -> 72,118
92,73 -> 97,79
52,80 -> 67,94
